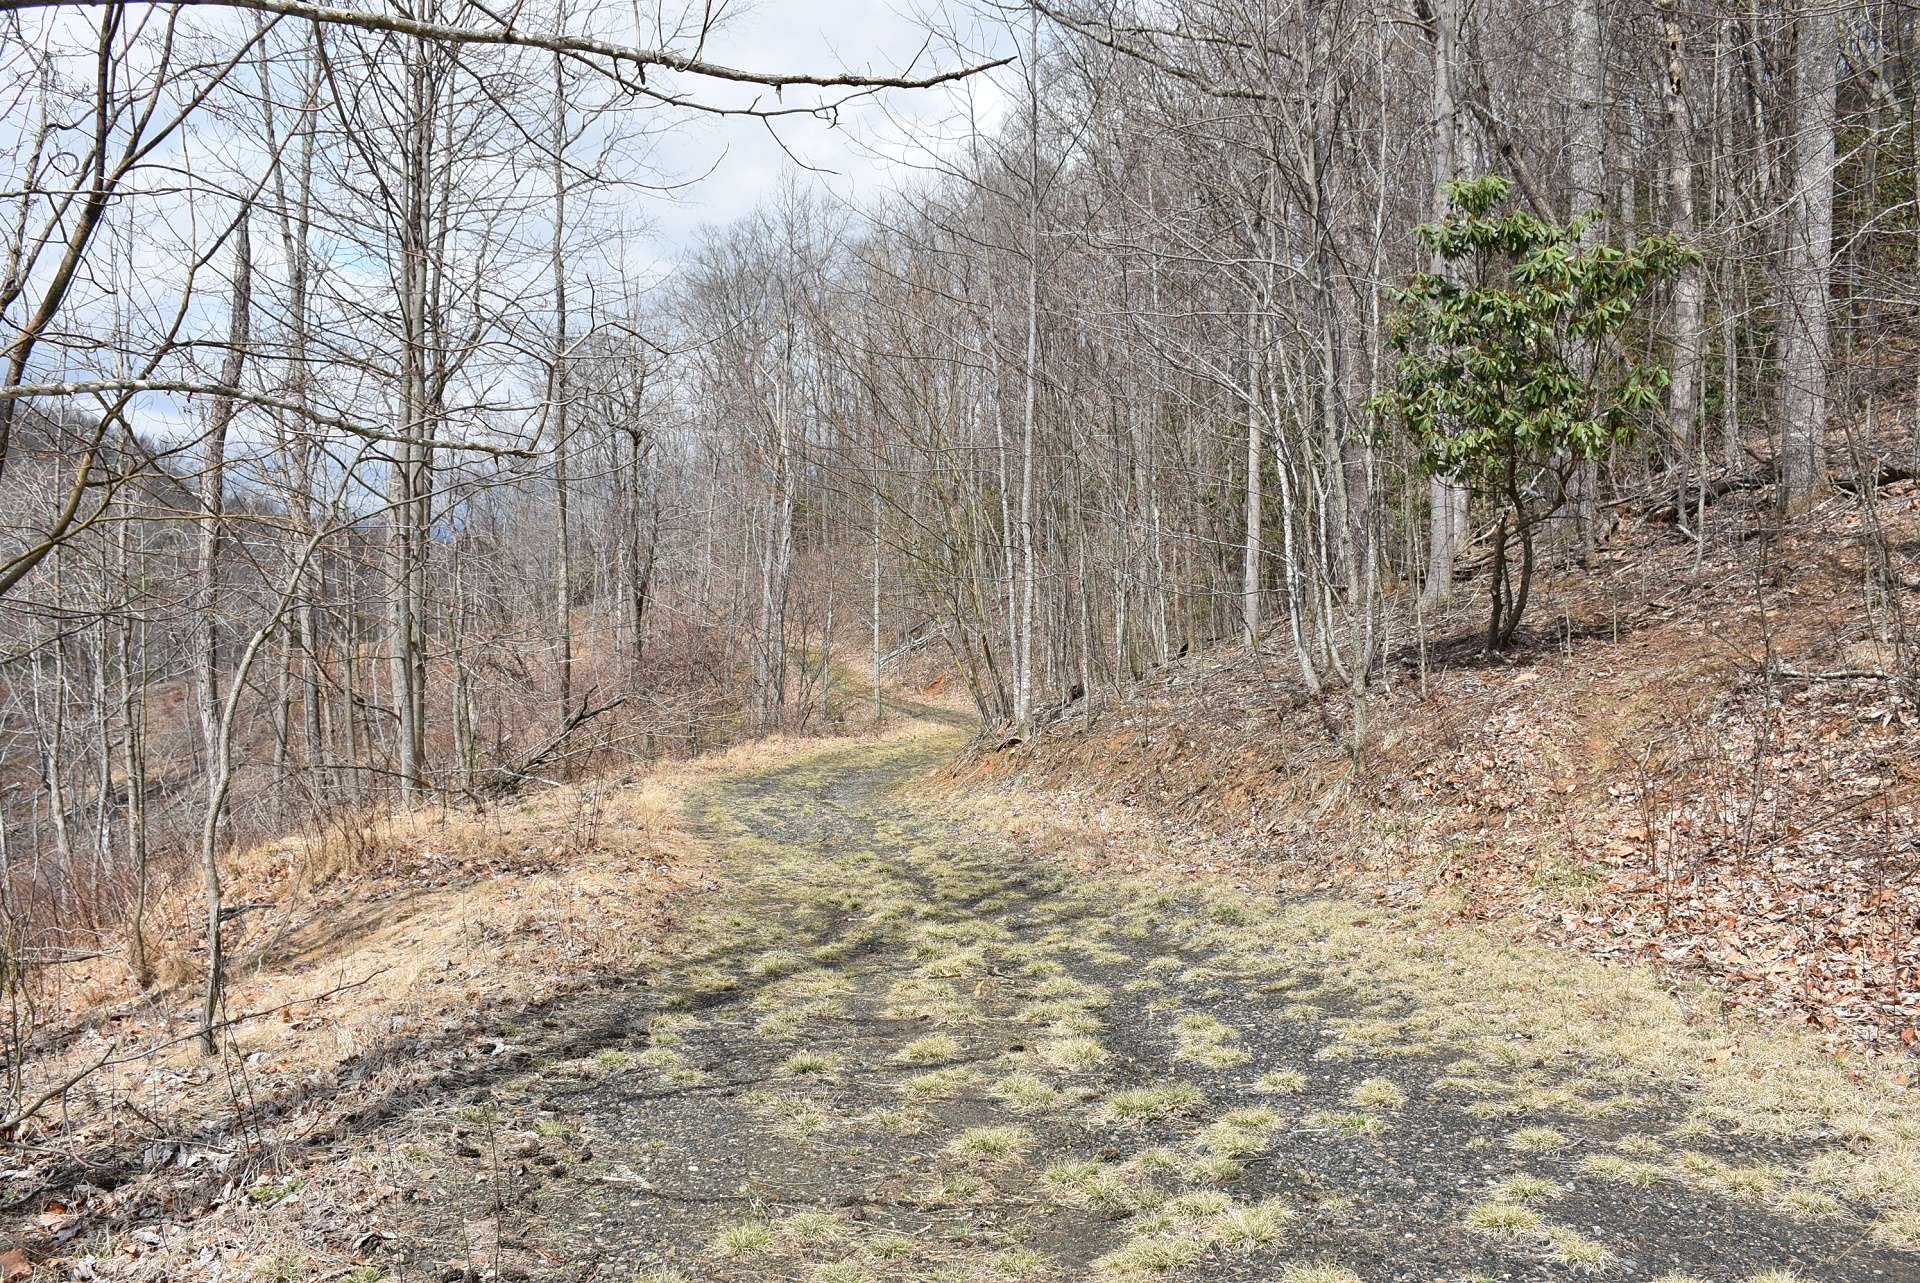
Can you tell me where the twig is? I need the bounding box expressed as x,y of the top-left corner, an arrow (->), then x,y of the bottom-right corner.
0,1042 -> 116,1138
481,692 -> 629,794
1774,665 -> 1898,683
0,971 -> 383,1138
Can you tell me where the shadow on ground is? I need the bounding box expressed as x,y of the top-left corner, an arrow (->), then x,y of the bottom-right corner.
341,731 -> 1920,1283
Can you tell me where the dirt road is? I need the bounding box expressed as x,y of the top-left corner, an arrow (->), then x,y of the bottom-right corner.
407,730 -> 1919,1282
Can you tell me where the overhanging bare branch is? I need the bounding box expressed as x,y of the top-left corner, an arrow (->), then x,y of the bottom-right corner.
0,0 -> 1009,93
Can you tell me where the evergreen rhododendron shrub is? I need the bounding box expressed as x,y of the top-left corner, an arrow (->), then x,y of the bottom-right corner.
1373,175 -> 1697,652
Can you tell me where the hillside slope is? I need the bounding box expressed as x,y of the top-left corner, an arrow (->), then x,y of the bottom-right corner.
969,480 -> 1920,1051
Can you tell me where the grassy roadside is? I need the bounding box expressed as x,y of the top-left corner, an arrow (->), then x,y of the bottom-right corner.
5,722 -> 941,1278
962,493 -> 1920,1052
18,717 -> 1920,1279
955,772 -> 1920,1258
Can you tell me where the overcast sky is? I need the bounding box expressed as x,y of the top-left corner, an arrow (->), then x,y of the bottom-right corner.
4,1 -> 1016,448
639,0 -> 1014,252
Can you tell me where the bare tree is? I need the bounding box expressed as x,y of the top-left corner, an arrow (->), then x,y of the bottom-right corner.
1780,0 -> 1837,509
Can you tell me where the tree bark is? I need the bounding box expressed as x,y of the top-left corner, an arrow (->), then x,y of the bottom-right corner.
1422,0 -> 1470,607
549,49 -> 574,730
1566,0 -> 1606,561
1780,0 -> 1836,510
198,213 -> 251,1055
1660,0 -> 1704,508
1016,3 -> 1040,727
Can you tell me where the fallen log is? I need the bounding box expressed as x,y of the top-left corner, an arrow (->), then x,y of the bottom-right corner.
479,691 -> 628,794
1645,466 -> 1770,525
1832,459 -> 1920,493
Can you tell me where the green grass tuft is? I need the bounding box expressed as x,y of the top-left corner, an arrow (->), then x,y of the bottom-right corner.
1348,1076 -> 1406,1110
1490,1173 -> 1562,1204
993,1071 -> 1065,1113
1464,1201 -> 1544,1236
780,1050 -> 836,1076
1035,1035 -> 1110,1070
711,1221 -> 777,1258
948,1124 -> 1033,1164
1101,1082 -> 1206,1123
1508,1125 -> 1568,1154
896,1033 -> 963,1065
1253,1068 -> 1309,1095
1206,1198 -> 1291,1248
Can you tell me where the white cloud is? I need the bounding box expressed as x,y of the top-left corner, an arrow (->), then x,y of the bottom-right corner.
636,0 -> 1016,247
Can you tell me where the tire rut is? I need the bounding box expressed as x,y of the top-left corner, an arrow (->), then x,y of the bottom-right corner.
399,734 -> 1920,1283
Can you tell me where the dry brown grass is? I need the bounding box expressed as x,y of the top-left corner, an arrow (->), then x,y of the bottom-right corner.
4,714 -> 982,1283
957,488 -> 1920,1052
21,721 -> 946,1155
958,772 -> 1920,1247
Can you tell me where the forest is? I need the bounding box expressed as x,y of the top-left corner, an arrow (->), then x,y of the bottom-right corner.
3,0 -> 1920,1278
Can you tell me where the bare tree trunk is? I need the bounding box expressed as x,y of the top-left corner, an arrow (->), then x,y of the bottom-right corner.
1422,0 -> 1469,607
1016,1 -> 1040,726
1566,0 -> 1606,561
757,364 -> 796,728
89,600 -> 111,916
199,521 -> 335,1054
34,568 -> 74,894
819,596 -> 833,726
390,47 -> 433,803
116,515 -> 150,987
198,214 -> 251,1056
1780,0 -> 1836,510
871,483 -> 884,723
450,546 -> 477,793
987,344 -> 1019,718
549,49 -> 574,728
1660,0 -> 1704,510
1241,295 -> 1262,644
1712,19 -> 1746,460
259,28 -> 329,803
124,650 -> 149,983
